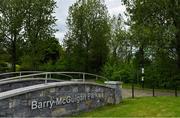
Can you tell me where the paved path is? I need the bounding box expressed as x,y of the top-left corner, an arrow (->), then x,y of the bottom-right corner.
122,88 -> 179,99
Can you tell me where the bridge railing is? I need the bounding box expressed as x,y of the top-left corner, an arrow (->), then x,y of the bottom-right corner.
0,71 -> 43,79
0,71 -> 108,83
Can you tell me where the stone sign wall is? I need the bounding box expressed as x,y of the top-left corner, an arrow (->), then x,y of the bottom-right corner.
0,82 -> 121,117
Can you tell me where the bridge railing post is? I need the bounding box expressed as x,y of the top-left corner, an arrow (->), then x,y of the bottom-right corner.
49,73 -> 51,79
19,72 -> 22,79
83,73 -> 85,82
45,73 -> 48,84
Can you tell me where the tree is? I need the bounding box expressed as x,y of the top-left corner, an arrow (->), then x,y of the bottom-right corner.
102,14 -> 136,82
122,0 -> 179,70
109,15 -> 132,62
0,0 -> 26,71
0,0 -> 58,71
122,0 -> 180,87
23,0 -> 57,70
64,0 -> 110,73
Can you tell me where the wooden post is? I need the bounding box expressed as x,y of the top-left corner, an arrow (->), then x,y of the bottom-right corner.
175,85 -> 178,97
132,81 -> 134,98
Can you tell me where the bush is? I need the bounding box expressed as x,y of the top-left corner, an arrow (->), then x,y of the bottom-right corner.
19,55 -> 34,71
0,62 -> 10,72
102,60 -> 136,82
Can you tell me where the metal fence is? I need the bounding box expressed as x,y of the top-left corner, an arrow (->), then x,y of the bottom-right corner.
122,81 -> 180,99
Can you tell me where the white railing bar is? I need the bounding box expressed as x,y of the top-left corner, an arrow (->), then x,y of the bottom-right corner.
47,72 -> 108,81
50,73 -> 73,79
0,72 -> 74,82
0,72 -> 47,82
0,71 -> 43,77
0,71 -> 108,82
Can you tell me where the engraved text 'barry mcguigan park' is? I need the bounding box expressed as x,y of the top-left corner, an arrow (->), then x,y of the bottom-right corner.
31,92 -> 104,110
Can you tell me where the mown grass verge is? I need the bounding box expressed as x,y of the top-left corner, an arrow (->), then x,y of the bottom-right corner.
75,97 -> 180,117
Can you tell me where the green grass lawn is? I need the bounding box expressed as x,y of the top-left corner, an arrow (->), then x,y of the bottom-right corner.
76,97 -> 180,117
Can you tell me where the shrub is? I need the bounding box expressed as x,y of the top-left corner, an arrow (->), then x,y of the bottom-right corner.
102,60 -> 136,82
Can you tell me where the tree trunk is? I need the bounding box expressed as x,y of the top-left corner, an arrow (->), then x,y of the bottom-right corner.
175,27 -> 180,70
174,19 -> 180,70
171,0 -> 180,70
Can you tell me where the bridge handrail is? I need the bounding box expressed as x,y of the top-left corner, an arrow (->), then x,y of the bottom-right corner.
0,72 -> 74,82
0,72 -> 46,82
48,72 -> 108,81
0,71 -> 43,77
0,72 -> 108,83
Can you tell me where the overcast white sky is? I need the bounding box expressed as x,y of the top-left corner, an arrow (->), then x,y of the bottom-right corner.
54,0 -> 126,43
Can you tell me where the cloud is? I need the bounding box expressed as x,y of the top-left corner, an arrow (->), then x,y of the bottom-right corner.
55,32 -> 66,44
54,0 -> 126,43
106,0 -> 126,16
